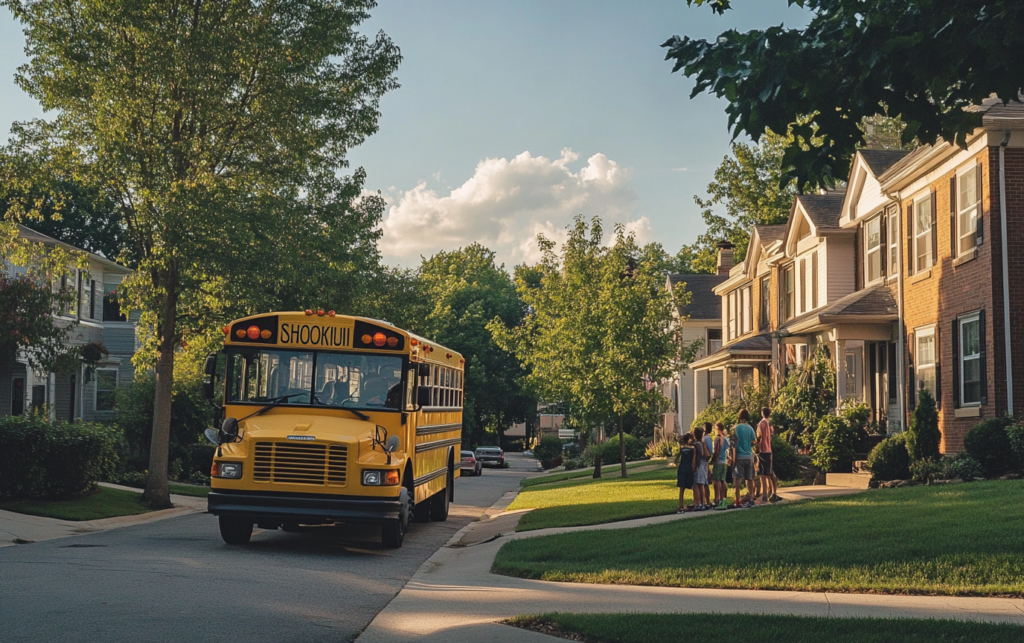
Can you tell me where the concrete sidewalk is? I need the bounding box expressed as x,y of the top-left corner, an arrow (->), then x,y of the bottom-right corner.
0,483 -> 206,548
357,486 -> 1024,642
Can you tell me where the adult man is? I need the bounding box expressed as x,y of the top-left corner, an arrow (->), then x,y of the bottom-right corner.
756,406 -> 779,503
731,409 -> 757,508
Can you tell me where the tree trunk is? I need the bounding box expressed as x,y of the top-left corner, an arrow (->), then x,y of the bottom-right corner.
619,413 -> 627,479
142,272 -> 178,509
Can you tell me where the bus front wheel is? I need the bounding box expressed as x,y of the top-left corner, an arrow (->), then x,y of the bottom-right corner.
219,516 -> 253,545
382,488 -> 411,549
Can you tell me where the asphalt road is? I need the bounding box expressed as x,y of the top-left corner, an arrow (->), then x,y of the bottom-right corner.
0,452 -> 539,643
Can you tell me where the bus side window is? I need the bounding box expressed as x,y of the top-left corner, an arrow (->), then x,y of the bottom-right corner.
405,368 -> 416,411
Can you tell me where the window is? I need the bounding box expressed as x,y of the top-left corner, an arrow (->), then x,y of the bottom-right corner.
708,369 -> 723,404
103,289 -> 127,322
11,377 -> 25,416
740,286 -> 751,335
59,270 -> 78,316
95,368 -> 118,411
914,193 -> 934,273
915,327 -> 936,396
865,215 -> 882,283
781,266 -> 795,321
887,206 -> 899,276
759,277 -> 770,328
960,314 -> 982,405
420,364 -> 463,408
707,328 -> 722,354
799,258 -> 807,313
811,251 -> 818,309
956,166 -> 981,254
726,291 -> 736,340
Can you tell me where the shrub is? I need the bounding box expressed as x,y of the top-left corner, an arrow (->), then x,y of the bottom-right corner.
599,434 -> 645,465
691,400 -> 737,432
775,345 -> 837,447
184,444 -> 216,480
645,439 -> 677,458
866,434 -> 911,481
768,436 -> 800,480
114,470 -> 149,488
944,453 -> 986,480
964,416 -> 1018,474
533,435 -> 563,463
909,459 -> 943,483
115,374 -> 212,473
1007,423 -> 1024,469
562,459 -> 580,471
906,389 -> 941,463
188,471 -> 210,486
0,415 -> 120,499
811,414 -> 857,473
580,444 -> 601,467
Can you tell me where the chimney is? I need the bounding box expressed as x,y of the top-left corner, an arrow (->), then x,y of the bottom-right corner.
716,240 -> 735,276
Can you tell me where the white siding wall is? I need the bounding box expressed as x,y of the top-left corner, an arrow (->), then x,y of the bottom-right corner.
824,237 -> 856,304
681,322 -> 717,431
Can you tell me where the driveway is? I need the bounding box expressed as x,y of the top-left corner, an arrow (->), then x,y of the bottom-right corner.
0,452 -> 539,643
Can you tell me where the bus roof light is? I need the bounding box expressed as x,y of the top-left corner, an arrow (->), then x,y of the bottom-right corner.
327,310 -> 336,316
247,325 -> 261,340
317,309 -> 325,316
410,338 -> 418,346
222,326 -> 229,335
304,309 -> 313,315
387,337 -> 398,347
373,332 -> 387,347
235,329 -> 246,339
361,334 -> 372,345
260,329 -> 272,339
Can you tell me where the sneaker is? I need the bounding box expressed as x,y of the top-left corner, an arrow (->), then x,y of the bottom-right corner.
743,501 -> 756,508
675,508 -> 686,514
769,494 -> 783,503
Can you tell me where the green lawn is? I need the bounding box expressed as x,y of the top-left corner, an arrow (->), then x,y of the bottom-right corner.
168,483 -> 210,498
521,460 -> 661,489
506,613 -> 1022,643
0,487 -> 153,521
510,466 -> 690,531
495,480 -> 1024,596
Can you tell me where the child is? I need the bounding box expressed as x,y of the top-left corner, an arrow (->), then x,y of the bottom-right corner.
711,423 -> 730,509
701,422 -> 714,507
676,433 -> 695,513
692,426 -> 711,510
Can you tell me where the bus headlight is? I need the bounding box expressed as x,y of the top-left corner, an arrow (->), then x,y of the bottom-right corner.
363,470 -> 400,486
215,462 -> 243,479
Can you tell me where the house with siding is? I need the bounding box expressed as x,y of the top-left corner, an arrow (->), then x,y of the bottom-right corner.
1,225 -> 139,422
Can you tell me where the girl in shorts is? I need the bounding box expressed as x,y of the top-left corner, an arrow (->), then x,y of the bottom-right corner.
693,426 -> 711,510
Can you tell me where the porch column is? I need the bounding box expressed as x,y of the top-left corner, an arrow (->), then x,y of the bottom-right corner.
835,339 -> 847,408
693,368 -> 700,423
676,369 -> 685,434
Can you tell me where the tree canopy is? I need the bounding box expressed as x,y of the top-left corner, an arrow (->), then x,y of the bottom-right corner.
663,0 -> 1023,188
1,0 -> 400,507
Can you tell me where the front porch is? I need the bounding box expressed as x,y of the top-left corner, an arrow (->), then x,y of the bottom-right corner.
689,334 -> 772,410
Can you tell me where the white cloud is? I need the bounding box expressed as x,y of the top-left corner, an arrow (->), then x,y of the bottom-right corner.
671,167 -> 688,172
379,148 -> 641,267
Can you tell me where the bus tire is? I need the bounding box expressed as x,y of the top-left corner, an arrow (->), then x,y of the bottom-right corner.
382,488 -> 411,548
219,516 -> 253,545
429,465 -> 452,522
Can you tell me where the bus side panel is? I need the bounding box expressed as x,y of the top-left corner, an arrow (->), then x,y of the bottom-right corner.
413,409 -> 462,505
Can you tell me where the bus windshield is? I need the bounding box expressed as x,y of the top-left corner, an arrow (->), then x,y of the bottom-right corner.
226,348 -> 405,411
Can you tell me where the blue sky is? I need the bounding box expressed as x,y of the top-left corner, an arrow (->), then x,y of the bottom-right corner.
0,1 -> 808,268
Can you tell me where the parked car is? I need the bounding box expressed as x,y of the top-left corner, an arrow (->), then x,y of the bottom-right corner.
459,450 -> 482,476
475,447 -> 505,468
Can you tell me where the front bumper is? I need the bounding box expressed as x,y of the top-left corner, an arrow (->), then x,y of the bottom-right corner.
208,489 -> 402,524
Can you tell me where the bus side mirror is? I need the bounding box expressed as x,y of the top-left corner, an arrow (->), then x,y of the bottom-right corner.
221,417 -> 239,442
202,352 -> 217,399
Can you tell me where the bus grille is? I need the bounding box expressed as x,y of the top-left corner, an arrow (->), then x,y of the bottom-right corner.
253,442 -> 348,486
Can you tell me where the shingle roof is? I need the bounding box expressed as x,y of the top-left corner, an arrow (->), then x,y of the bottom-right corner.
726,333 -> 772,352
795,191 -> 847,233
778,284 -> 897,335
752,224 -> 787,248
668,273 -> 727,320
858,149 -> 910,176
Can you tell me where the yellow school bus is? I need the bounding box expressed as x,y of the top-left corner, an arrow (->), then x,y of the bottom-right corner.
201,310 -> 464,548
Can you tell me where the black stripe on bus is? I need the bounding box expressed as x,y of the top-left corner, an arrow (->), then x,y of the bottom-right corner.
416,423 -> 462,436
413,466 -> 449,487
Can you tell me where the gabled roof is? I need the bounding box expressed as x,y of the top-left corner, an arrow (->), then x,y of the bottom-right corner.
752,224 -> 787,248
857,149 -> 911,176
17,224 -> 131,274
689,332 -> 772,371
784,190 -> 849,256
667,273 -> 727,320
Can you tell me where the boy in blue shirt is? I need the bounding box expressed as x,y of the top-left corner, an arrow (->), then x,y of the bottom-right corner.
731,408 -> 757,508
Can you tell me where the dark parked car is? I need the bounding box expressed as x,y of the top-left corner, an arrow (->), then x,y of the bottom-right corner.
459,450 -> 482,476
475,447 -> 505,468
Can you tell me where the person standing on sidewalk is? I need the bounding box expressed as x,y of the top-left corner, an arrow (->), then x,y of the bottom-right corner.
732,409 -> 757,508
757,406 -> 780,503
692,426 -> 711,510
711,422 -> 730,509
676,433 -> 695,513
701,422 -> 715,508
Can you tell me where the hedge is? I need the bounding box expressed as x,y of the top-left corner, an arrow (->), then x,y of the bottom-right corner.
964,417 -> 1019,475
0,415 -> 120,499
866,433 -> 911,481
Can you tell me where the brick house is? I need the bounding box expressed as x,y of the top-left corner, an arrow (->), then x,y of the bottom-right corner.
688,98 -> 1024,453
1,225 -> 139,422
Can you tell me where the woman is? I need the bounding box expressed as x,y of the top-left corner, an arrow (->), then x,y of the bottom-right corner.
692,426 -> 711,510
676,433 -> 695,513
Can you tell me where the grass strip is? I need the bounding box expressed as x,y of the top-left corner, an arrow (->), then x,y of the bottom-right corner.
0,487 -> 153,521
521,460 -> 660,488
506,613 -> 1021,643
495,480 -> 1024,596
511,467 -> 687,531
168,483 -> 210,498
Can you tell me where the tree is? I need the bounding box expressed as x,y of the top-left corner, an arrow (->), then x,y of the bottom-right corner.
2,0 -> 400,508
417,244 -> 532,448
663,0 -> 1023,188
492,217 -> 682,477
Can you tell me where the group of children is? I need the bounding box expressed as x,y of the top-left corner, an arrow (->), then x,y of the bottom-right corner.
676,407 -> 781,512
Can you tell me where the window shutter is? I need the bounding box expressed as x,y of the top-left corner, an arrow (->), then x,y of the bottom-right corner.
951,319 -> 960,409
934,325 -> 942,409
949,176 -> 957,258
930,190 -> 938,268
906,202 -> 915,276
975,164 -> 984,245
979,309 -> 987,405
880,215 -> 887,277
907,331 -> 916,409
